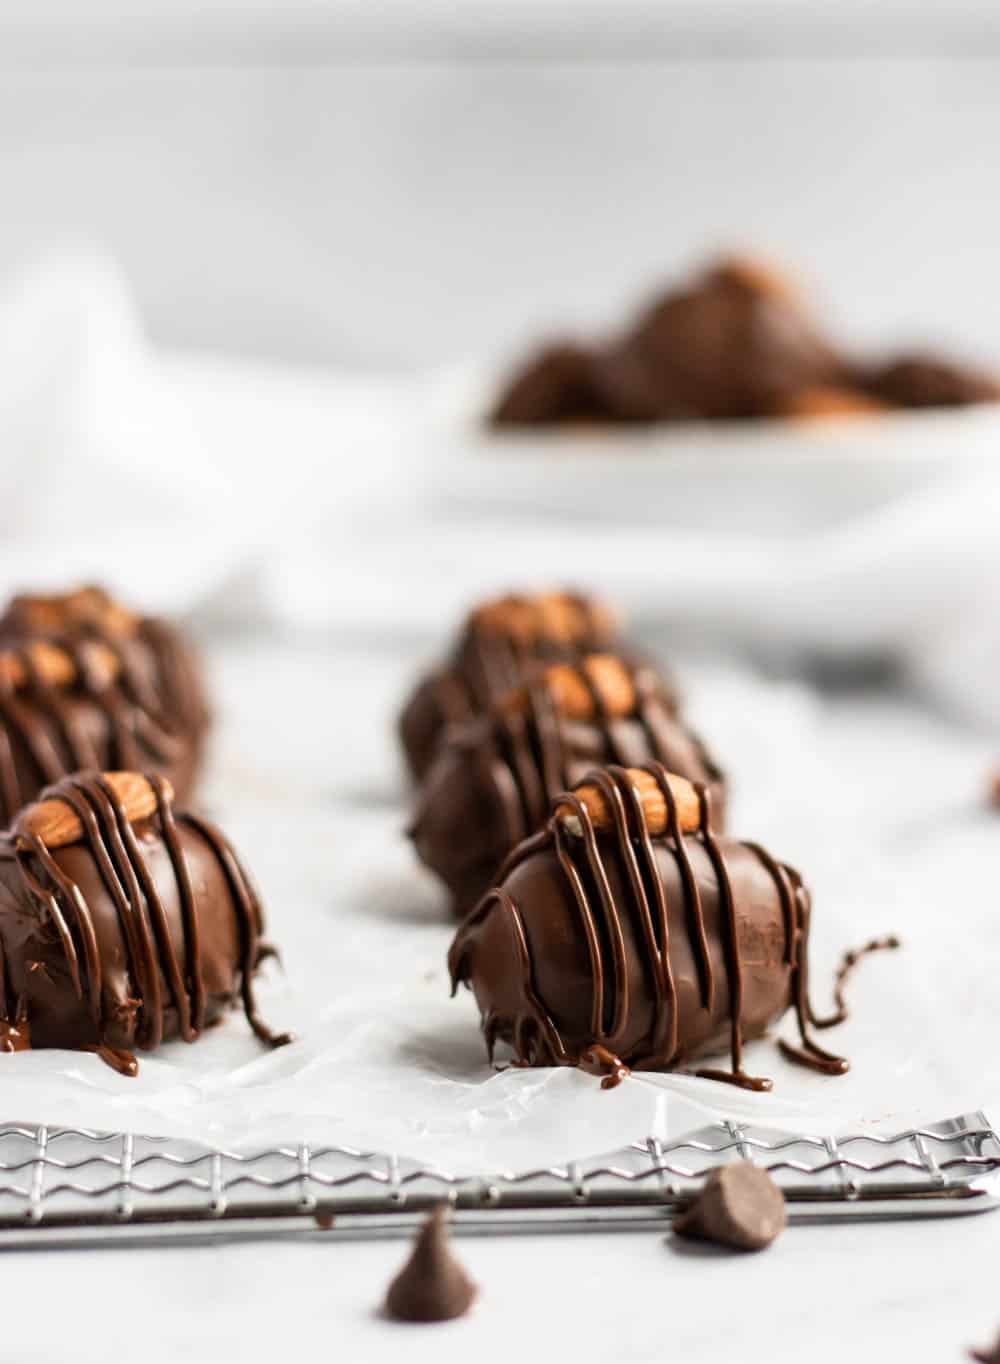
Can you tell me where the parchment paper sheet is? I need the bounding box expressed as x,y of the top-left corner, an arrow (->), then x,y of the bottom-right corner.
0,638 -> 994,1174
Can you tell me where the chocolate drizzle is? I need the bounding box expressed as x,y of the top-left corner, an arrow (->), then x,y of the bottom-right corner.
412,658 -> 722,915
449,763 -> 850,1091
0,590 -> 208,822
399,591 -> 626,781
0,772 -> 290,1074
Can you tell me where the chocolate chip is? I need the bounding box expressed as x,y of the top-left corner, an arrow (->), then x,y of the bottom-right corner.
673,1161 -> 787,1252
384,1205 -> 478,1323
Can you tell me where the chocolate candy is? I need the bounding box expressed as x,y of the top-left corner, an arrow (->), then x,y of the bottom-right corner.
0,586 -> 209,822
622,257 -> 844,421
673,1162 -> 787,1252
862,352 -> 1000,409
488,341 -> 604,426
399,590 -> 624,782
384,1206 -> 478,1323
0,771 -> 290,1074
492,255 -> 845,426
490,254 -> 1000,427
448,763 -> 848,1091
411,655 -> 719,916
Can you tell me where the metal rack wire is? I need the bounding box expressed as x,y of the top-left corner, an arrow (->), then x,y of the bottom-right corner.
0,1110 -> 996,1247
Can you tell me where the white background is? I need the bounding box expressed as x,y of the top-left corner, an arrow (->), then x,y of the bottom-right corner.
0,1 -> 999,366
3,6 -> 1000,1361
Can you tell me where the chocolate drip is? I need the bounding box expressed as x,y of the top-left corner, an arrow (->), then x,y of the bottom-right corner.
450,763 -> 847,1090
807,933 -> 901,1030
0,772 -> 289,1073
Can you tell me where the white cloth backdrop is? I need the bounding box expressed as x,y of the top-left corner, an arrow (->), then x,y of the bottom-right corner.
2,248 -> 999,725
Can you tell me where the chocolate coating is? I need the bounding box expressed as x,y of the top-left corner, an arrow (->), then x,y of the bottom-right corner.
862,352 -> 1000,409
488,342 -> 604,426
449,764 -> 845,1090
399,591 -> 624,782
491,255 -> 1000,428
412,661 -> 718,916
0,587 -> 209,822
625,258 -> 843,421
492,256 -> 844,427
0,772 -> 289,1073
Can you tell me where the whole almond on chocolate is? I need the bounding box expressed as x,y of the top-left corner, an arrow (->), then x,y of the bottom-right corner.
15,772 -> 172,848
558,766 -> 702,838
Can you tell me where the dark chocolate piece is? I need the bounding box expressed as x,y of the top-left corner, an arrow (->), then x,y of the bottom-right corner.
0,586 -> 209,822
626,257 -> 844,421
491,254 -> 1000,428
0,771 -> 290,1075
384,1205 -> 478,1323
990,768 -> 1000,810
488,342 -> 604,427
864,352 -> 1000,409
411,655 -> 719,916
673,1161 -> 787,1251
492,255 -> 845,427
449,763 -> 848,1090
399,590 -> 625,782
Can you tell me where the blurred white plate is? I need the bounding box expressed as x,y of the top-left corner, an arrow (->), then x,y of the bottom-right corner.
421,364 -> 1000,536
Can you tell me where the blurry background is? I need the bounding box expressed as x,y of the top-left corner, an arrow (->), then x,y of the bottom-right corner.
3,0 -> 1000,368
1,0 -> 999,725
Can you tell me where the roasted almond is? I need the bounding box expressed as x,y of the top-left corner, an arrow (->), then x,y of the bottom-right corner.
558,767 -> 701,838
543,655 -> 636,721
15,772 -> 172,848
777,386 -> 889,420
5,587 -> 138,639
0,640 -> 120,692
470,592 -> 615,647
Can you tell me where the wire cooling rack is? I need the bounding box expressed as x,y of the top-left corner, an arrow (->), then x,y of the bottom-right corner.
0,1111 -> 995,1248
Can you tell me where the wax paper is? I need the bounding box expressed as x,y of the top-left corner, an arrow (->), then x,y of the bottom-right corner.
0,637 -> 994,1174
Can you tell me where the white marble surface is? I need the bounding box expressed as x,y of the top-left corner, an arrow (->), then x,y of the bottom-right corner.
2,630 -> 996,1362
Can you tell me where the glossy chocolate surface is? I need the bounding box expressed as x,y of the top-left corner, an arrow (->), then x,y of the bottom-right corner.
862,352 -> 1000,408
0,772 -> 288,1074
399,591 -> 623,782
0,587 -> 209,822
412,660 -> 718,916
449,764 -> 845,1090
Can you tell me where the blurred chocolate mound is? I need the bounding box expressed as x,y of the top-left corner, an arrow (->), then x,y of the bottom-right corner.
490,254 -> 1000,428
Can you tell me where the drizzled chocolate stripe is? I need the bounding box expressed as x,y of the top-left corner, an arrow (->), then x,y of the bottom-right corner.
179,810 -> 289,1048
450,763 -> 849,1091
0,772 -> 289,1075
488,660 -> 716,862
399,593 -> 624,782
0,621 -> 196,823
